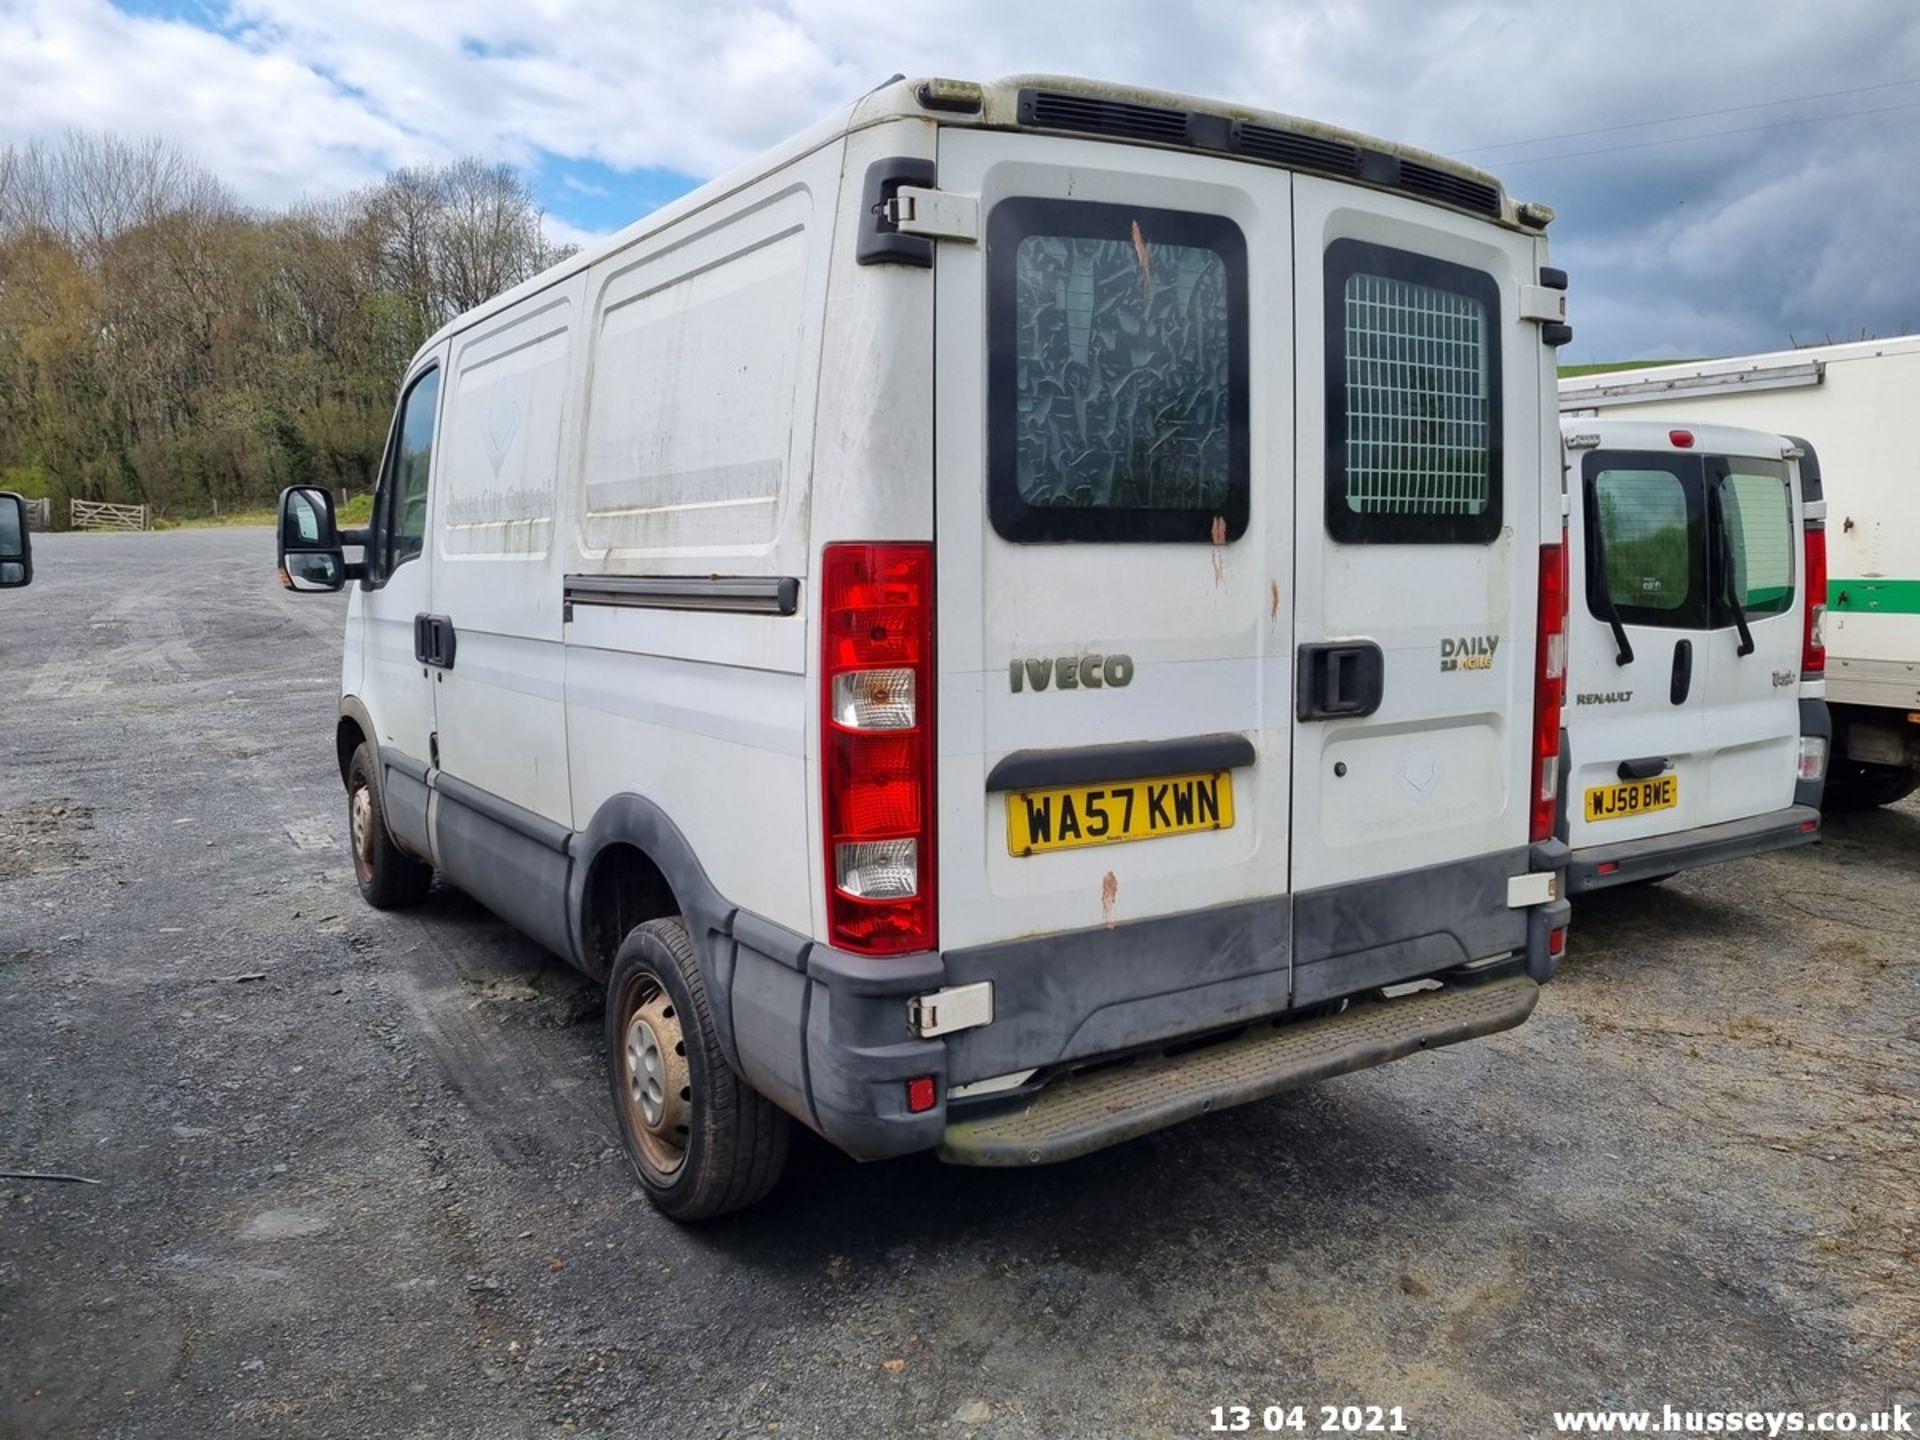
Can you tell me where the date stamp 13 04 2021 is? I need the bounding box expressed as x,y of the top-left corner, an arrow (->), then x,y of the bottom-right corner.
1208,1405 -> 1411,1435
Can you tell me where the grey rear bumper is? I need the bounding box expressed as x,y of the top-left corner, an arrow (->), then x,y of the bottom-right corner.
1566,804 -> 1820,895
722,846 -> 1567,1164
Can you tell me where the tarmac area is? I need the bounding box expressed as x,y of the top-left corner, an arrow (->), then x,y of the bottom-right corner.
2,527 -> 1915,1439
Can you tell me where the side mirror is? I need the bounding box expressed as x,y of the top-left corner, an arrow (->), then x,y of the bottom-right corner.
277,485 -> 346,593
0,491 -> 32,589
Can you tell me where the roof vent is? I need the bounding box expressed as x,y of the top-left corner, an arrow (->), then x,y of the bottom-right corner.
1230,122 -> 1360,175
1018,89 -> 1190,144
1399,160 -> 1500,217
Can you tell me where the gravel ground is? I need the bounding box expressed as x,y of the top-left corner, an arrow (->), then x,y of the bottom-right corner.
2,527 -> 1916,1440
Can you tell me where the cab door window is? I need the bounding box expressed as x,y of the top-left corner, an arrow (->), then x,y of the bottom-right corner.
378,368 -> 441,579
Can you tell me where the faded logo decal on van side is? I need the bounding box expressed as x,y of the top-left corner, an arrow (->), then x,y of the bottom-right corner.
1440,635 -> 1499,672
1772,670 -> 1798,688
1009,655 -> 1135,692
1576,691 -> 1633,706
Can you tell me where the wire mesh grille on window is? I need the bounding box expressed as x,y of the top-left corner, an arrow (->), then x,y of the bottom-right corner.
1014,233 -> 1231,511
1342,273 -> 1489,515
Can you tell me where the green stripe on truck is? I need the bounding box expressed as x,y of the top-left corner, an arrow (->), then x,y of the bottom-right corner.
1830,578 -> 1920,614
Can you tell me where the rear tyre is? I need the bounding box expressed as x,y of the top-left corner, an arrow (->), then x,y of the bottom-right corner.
606,917 -> 790,1222
1822,760 -> 1919,810
346,743 -> 433,910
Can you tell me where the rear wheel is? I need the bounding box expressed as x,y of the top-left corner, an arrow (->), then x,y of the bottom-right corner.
606,917 -> 790,1221
1823,759 -> 1919,810
346,743 -> 433,909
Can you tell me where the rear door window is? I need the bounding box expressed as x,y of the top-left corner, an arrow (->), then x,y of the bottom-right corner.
1324,239 -> 1502,543
987,199 -> 1248,544
1712,458 -> 1794,616
1584,454 -> 1707,629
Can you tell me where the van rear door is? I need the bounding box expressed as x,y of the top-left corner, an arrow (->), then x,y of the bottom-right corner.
931,129 -> 1296,1072
1286,178 -> 1549,1005
1566,441 -> 1714,850
1566,432 -> 1803,851
1700,446 -> 1804,821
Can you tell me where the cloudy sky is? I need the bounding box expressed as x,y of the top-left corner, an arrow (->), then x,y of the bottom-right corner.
2,0 -> 1917,360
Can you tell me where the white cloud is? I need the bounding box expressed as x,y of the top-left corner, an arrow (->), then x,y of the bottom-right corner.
1,0 -> 1917,355
540,211 -> 611,253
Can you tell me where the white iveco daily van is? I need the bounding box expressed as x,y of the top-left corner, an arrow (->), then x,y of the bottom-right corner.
1558,419 -> 1826,892
276,75 -> 1572,1220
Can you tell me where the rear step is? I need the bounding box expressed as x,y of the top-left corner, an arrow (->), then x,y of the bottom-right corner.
938,974 -> 1540,1166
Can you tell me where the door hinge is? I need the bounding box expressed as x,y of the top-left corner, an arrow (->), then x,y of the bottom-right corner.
884,187 -> 979,243
1520,284 -> 1568,324
908,981 -> 993,1038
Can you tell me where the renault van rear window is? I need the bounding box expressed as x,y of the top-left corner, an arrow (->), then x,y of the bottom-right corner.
988,199 -> 1248,544
1586,458 -> 1706,629
1324,240 -> 1501,544
1712,458 -> 1794,616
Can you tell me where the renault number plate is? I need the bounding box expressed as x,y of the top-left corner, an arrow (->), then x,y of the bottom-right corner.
1584,775 -> 1678,823
1006,772 -> 1233,857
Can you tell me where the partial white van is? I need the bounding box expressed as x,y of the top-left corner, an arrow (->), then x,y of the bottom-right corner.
276,74 -> 1572,1220
1558,419 -> 1825,892
1561,338 -> 1920,808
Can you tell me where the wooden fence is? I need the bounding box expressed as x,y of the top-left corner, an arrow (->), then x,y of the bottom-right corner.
70,498 -> 148,531
21,497 -> 51,531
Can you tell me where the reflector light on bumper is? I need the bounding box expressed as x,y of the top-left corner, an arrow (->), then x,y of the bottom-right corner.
1797,735 -> 1829,782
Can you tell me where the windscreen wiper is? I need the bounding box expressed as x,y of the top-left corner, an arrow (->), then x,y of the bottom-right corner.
1583,483 -> 1634,666
1709,484 -> 1756,657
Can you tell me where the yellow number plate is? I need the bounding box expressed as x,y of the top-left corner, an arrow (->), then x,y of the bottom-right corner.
1006,771 -> 1234,857
1584,775 -> 1678,823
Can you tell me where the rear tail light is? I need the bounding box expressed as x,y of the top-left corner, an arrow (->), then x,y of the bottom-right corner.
1797,734 -> 1829,782
1530,532 -> 1569,844
1802,522 -> 1827,676
821,543 -> 936,955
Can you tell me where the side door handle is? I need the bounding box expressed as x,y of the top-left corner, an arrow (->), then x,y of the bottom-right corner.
1296,641 -> 1385,722
414,612 -> 457,670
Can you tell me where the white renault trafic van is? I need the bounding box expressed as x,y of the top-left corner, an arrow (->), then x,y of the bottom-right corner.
1559,418 -> 1826,891
276,75 -> 1572,1220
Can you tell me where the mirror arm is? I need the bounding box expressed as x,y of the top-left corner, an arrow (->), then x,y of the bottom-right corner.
340,526 -> 371,550
343,560 -> 367,583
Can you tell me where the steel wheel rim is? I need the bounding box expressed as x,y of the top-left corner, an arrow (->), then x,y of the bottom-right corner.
349,782 -> 374,881
620,976 -> 691,1176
